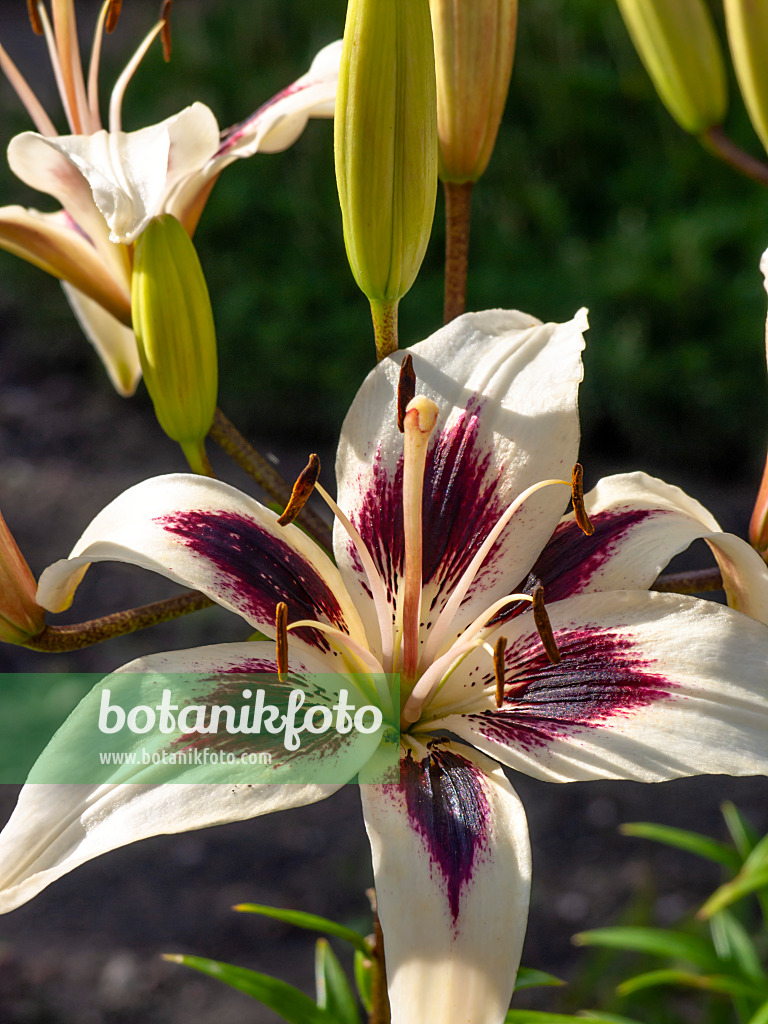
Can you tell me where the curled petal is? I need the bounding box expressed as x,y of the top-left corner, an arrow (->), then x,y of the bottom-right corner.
37,474 -> 367,653
435,590 -> 768,782
361,741 -> 530,1024
61,282 -> 140,395
0,643 -> 351,914
335,308 -> 587,651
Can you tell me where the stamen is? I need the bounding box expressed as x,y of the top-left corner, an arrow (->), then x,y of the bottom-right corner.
108,17 -> 165,131
106,0 -> 122,33
37,3 -> 78,133
27,0 -> 43,35
275,601 -> 288,679
493,636 -> 507,708
396,354 -> 416,433
87,2 -> 110,130
277,454 -> 321,526
160,0 -> 173,62
571,463 -> 594,536
286,620 -> 385,677
51,0 -> 89,133
532,586 -> 560,665
402,397 -> 439,683
0,39 -> 58,135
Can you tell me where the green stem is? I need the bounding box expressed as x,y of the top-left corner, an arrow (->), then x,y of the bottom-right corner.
180,438 -> 215,477
443,180 -> 474,324
651,568 -> 723,594
23,590 -> 214,652
208,408 -> 333,551
700,126 -> 768,187
370,299 -> 400,361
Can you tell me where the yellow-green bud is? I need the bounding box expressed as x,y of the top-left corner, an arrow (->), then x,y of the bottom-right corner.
430,0 -> 518,183
131,215 -> 217,474
335,0 -> 438,347
616,0 -> 727,135
0,510 -> 44,646
723,0 -> 768,154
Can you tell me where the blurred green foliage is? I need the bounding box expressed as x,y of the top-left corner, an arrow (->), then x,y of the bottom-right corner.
2,0 -> 768,481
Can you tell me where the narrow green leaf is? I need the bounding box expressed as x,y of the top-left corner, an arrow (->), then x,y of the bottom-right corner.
164,954 -> 336,1024
573,925 -> 720,971
514,967 -> 565,991
709,910 -> 766,981
620,822 -> 741,871
699,864 -> 768,918
234,903 -> 371,954
504,1013 -> 643,1023
722,802 -> 759,861
315,939 -> 361,1024
576,1015 -> 648,1024
617,969 -> 768,999
353,947 -> 373,1014
746,998 -> 768,1024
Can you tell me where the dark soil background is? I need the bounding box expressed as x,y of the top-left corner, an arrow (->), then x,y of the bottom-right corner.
0,1 -> 767,1021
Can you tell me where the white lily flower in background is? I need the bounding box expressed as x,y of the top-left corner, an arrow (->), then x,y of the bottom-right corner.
1,309 -> 768,1023
0,0 -> 341,394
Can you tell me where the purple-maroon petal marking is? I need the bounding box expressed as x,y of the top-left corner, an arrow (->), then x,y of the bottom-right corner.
401,747 -> 490,924
468,628 -> 672,750
157,510 -> 347,648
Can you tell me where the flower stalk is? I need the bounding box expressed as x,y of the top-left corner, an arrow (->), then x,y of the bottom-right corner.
443,180 -> 473,322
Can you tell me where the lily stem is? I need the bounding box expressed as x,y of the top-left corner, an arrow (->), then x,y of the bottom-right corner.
367,889 -> 391,1024
24,590 -> 214,652
651,568 -> 723,594
443,180 -> 473,324
208,408 -> 332,550
370,299 -> 400,361
700,126 -> 768,187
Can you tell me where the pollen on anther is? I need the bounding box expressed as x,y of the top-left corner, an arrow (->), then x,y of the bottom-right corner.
106,0 -> 123,33
493,636 -> 507,708
275,602 -> 288,679
278,454 -> 321,526
571,463 -> 594,536
160,0 -> 173,61
397,354 -> 416,433
533,586 -> 561,665
26,0 -> 43,35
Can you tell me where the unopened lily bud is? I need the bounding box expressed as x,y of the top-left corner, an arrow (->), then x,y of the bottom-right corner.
723,0 -> 768,154
430,0 -> 518,183
0,510 -> 44,645
335,0 -> 438,356
616,0 -> 727,135
131,215 -> 217,474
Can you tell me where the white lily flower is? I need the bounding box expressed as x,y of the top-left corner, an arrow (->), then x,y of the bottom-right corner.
0,0 -> 341,393
2,309 -> 768,1024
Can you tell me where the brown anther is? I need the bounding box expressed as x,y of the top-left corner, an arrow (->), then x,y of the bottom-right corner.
160,0 -> 173,61
532,586 -> 561,665
275,602 -> 288,678
105,0 -> 122,33
26,0 -> 43,35
493,636 -> 507,709
277,453 -> 321,526
397,354 -> 416,433
571,463 -> 594,536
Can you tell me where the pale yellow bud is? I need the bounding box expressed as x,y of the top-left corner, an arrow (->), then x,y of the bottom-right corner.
723,0 -> 768,155
131,215 -> 217,473
430,0 -> 518,183
616,0 -> 727,135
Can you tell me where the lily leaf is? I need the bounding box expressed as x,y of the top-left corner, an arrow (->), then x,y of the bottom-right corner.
617,969 -> 768,999
504,1013 -> 644,1023
699,863 -> 768,919
234,903 -> 371,954
315,938 -> 361,1024
620,822 -> 741,871
573,925 -> 720,971
722,802 -> 760,861
353,947 -> 373,1014
746,998 -> 768,1024
709,909 -> 766,981
164,954 -> 336,1024
514,967 -> 566,990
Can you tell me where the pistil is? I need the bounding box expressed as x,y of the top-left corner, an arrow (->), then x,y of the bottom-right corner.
401,396 -> 439,684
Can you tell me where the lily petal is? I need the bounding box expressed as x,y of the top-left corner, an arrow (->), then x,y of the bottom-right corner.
36,475 -> 367,653
61,282 -> 141,395
361,741 -> 530,1024
435,590 -> 768,782
0,205 -> 131,323
335,309 -> 587,651
0,642 -> 354,914
519,472 -> 768,622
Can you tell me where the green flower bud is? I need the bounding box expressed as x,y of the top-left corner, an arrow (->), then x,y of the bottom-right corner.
723,0 -> 768,154
131,215 -> 217,474
430,0 -> 518,183
335,0 -> 438,357
616,0 -> 727,135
